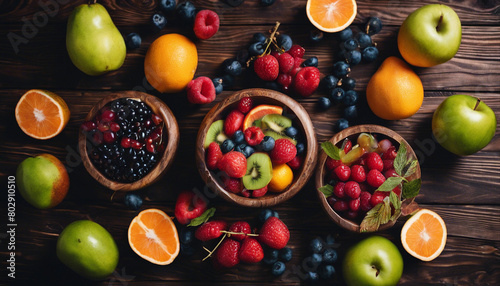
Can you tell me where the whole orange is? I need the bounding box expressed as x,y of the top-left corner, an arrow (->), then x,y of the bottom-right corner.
268,164 -> 294,193
366,56 -> 424,120
144,34 -> 198,93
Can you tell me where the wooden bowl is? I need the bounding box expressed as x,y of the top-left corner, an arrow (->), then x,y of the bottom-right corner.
196,88 -> 318,207
315,125 -> 421,232
78,91 -> 179,192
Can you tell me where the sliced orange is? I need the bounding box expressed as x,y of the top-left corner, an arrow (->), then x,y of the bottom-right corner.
401,209 -> 447,261
306,0 -> 357,33
128,209 -> 180,265
15,89 -> 70,140
242,105 -> 283,131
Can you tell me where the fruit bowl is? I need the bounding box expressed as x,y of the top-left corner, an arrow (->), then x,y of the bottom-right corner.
196,88 -> 318,207
78,91 -> 179,191
315,125 -> 421,232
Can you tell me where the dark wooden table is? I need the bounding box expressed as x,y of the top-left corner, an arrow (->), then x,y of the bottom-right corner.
1,0 -> 499,285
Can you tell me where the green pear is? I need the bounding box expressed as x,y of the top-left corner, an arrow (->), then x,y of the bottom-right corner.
66,3 -> 126,76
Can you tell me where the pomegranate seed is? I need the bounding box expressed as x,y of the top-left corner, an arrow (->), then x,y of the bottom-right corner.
146,143 -> 156,154
103,132 -> 116,143
131,140 -> 143,150
152,114 -> 163,125
110,122 -> 120,132
97,122 -> 110,132
101,110 -> 116,122
121,137 -> 131,148
81,121 -> 96,132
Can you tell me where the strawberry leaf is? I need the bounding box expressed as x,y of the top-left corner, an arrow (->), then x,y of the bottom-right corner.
376,176 -> 403,192
188,207 -> 216,227
403,159 -> 418,178
389,190 -> 401,210
360,197 -> 392,232
394,142 -> 407,176
390,209 -> 402,222
321,141 -> 341,160
318,184 -> 334,197
402,178 -> 421,199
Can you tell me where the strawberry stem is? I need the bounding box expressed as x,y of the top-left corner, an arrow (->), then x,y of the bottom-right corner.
246,21 -> 281,67
221,230 -> 259,237
202,233 -> 227,261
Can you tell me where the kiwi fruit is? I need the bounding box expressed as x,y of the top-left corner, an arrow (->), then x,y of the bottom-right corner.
252,118 -> 263,128
261,114 -> 292,133
204,120 -> 228,148
264,130 -> 297,145
242,152 -> 273,190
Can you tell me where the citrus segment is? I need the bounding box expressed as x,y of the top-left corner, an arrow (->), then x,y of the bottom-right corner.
15,89 -> 70,140
268,163 -> 293,192
242,105 -> 283,131
128,209 -> 180,265
306,0 -> 357,33
401,209 -> 447,261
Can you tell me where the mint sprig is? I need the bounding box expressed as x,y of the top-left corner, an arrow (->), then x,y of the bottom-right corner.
321,141 -> 341,160
318,184 -> 334,197
360,197 -> 392,232
403,178 -> 421,199
187,207 -> 216,227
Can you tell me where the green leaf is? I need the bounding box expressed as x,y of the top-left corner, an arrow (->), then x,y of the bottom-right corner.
360,198 -> 392,232
321,141 -> 341,160
187,207 -> 216,227
390,209 -> 401,222
394,142 -> 407,176
402,178 -> 421,199
318,184 -> 334,197
389,191 -> 401,210
376,176 -> 403,192
403,159 -> 418,178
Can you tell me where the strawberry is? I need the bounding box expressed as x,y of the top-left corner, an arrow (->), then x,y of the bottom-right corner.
239,237 -> 264,263
224,110 -> 244,137
186,76 -> 216,104
195,220 -> 228,241
174,190 -> 208,225
258,217 -> 290,250
293,67 -> 320,97
229,221 -> 251,241
238,97 -> 253,114
244,126 -> 265,146
270,138 -> 297,164
218,151 -> 247,178
206,142 -> 223,170
193,10 -> 219,40
222,176 -> 243,194
215,238 -> 241,268
254,54 -> 279,81
252,185 -> 268,197
288,44 -> 305,58
287,155 -> 303,170
277,52 -> 294,74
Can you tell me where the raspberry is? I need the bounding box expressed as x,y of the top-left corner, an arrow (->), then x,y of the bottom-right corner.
350,165 -> 366,182
238,97 -> 253,114
195,220 -> 228,241
382,146 -> 397,160
326,158 -> 342,170
348,198 -> 360,212
360,191 -> 372,212
223,176 -> 243,194
384,169 -> 398,178
218,151 -> 247,178
370,191 -> 388,207
383,159 -> 394,171
206,142 -> 223,170
186,76 -> 216,104
252,185 -> 268,197
366,152 -> 384,171
277,52 -> 294,74
289,56 -> 304,76
344,181 -> 361,199
277,73 -> 293,90
288,44 -> 305,58
270,139 -> 297,164
224,110 -> 244,137
254,54 -> 279,81
333,200 -> 348,212
244,126 -> 265,146
366,169 -> 386,188
333,182 -> 345,198
334,165 -> 351,182
287,155 -> 303,170
293,67 -> 320,97
229,221 -> 251,241
193,10 -> 219,40
215,238 -> 241,268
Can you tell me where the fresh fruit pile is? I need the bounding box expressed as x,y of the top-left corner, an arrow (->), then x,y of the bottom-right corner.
319,133 -> 421,232
204,97 -> 305,197
81,98 -> 166,183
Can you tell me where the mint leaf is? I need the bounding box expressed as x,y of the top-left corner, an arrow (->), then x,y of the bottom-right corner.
389,190 -> 401,210
376,176 -> 403,192
321,141 -> 341,160
402,178 -> 421,199
188,207 -> 216,227
360,198 -> 392,232
394,142 -> 407,176
403,159 -> 418,178
318,184 -> 334,197
390,209 -> 401,222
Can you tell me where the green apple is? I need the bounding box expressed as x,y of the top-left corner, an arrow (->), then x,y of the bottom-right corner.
343,236 -> 403,286
57,220 -> 119,280
66,3 -> 126,75
432,94 -> 497,155
398,4 -> 461,67
16,154 -> 69,209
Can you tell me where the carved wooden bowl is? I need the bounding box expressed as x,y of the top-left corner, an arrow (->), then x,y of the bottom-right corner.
78,91 -> 179,192
315,125 -> 421,232
196,88 -> 318,207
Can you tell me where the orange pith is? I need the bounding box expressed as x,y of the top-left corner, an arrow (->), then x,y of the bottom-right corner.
128,209 -> 180,265
242,105 -> 283,131
306,0 -> 357,33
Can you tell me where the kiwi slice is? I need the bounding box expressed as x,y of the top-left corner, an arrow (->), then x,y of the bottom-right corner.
264,130 -> 297,145
252,118 -> 263,128
261,114 -> 292,133
204,120 -> 228,148
243,152 -> 273,190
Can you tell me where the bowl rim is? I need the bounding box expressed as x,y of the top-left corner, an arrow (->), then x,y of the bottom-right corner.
78,91 -> 179,192
314,124 -> 421,232
196,88 -> 318,207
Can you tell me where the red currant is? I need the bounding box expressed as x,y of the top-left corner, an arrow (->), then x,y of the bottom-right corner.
101,110 -> 116,122
370,191 -> 388,207
384,169 -> 398,178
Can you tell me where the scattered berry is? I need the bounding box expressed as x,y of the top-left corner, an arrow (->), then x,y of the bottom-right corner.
194,10 -> 220,40
249,42 -> 265,56
293,67 -> 320,97
187,76 -> 216,104
195,220 -> 228,241
338,27 -> 353,41
344,50 -> 362,66
125,33 -> 141,49
362,46 -> 379,62
254,55 -> 279,81
366,17 -> 383,35
276,34 -> 293,51
279,247 -> 293,262
335,118 -> 349,131
319,264 -> 336,279
259,209 -> 279,224
288,45 -> 305,58
333,61 -> 350,78
151,12 -> 167,31
310,238 -> 325,254
302,56 -> 318,67
260,0 -> 276,6
179,227 -> 195,245
176,1 -> 196,24
239,237 -> 264,263
322,248 -> 338,264
124,193 -> 143,210
212,78 -> 223,95
215,238 -> 241,268
229,221 -> 251,241
174,190 -> 207,224
344,105 -> 358,120
342,90 -> 359,106
222,58 -> 243,77
277,52 -> 294,74
259,217 -> 290,249
159,0 -> 176,14
271,261 -> 286,276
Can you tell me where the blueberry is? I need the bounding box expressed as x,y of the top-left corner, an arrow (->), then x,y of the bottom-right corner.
276,34 -> 293,51
223,58 -> 243,76
284,126 -> 298,138
307,272 -> 319,282
343,90 -> 359,106
325,234 -> 335,246
318,97 -> 331,110
261,0 -> 276,7
329,87 -> 345,104
159,0 -> 177,14
249,42 -> 265,56
221,139 -> 235,153
263,248 -> 279,265
296,142 -> 305,155
310,237 -> 325,253
341,77 -> 356,90
233,130 -> 245,145
355,32 -> 372,49
322,248 -> 338,264
366,17 -> 383,35
236,49 -> 250,64
124,193 -> 143,210
302,56 -> 318,67
226,0 -> 245,7
344,50 -> 362,66
212,78 -> 223,95
362,46 -> 379,62
180,243 -> 195,256
151,12 -> 167,31
321,75 -> 339,91
319,264 -> 336,279
253,32 -> 267,43
125,33 -> 141,49
234,143 -> 247,154
271,261 -> 286,276
278,247 -> 293,262
310,29 -> 324,42
338,27 -> 353,41
343,38 -> 358,51
221,74 -> 235,88
179,228 -> 195,245
243,145 -> 255,157
176,1 -> 196,24
259,208 -> 279,224
333,61 -> 350,78
335,118 -> 349,132
344,105 -> 358,120
258,136 -> 275,152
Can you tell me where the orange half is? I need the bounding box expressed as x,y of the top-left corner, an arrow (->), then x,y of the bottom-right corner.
242,105 -> 283,131
15,89 -> 70,140
128,209 -> 180,265
306,0 -> 357,33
